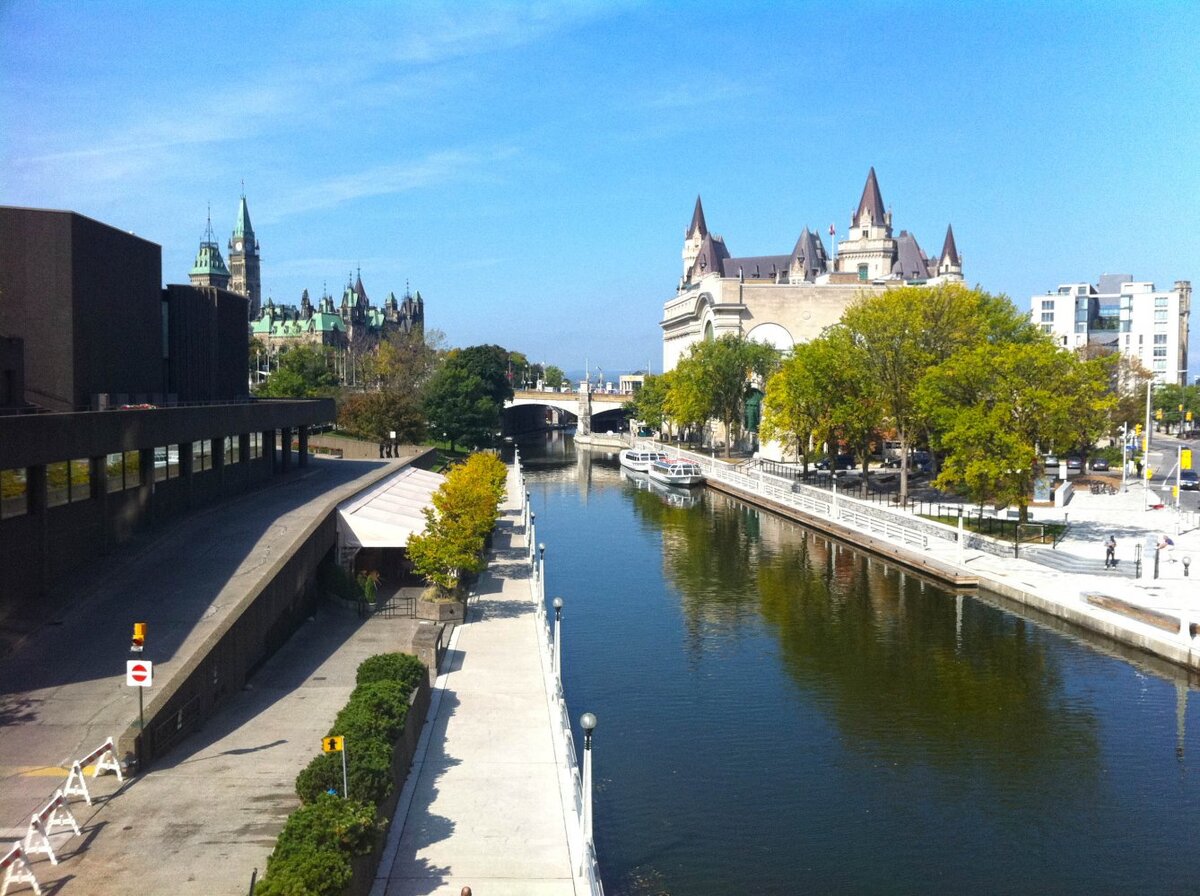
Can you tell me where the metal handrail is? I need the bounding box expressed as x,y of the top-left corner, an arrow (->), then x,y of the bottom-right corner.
518,463 -> 604,895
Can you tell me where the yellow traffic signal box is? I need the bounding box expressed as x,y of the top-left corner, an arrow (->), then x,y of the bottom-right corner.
131,622 -> 147,651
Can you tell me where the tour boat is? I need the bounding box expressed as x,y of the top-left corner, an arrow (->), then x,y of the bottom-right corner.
648,457 -> 704,488
619,448 -> 669,473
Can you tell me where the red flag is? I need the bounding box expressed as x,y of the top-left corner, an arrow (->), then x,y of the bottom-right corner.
829,223 -> 836,236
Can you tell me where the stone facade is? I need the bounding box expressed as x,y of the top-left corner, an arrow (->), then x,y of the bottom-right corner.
663,169 -> 963,371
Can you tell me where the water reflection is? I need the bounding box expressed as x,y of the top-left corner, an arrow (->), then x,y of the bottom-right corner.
513,436 -> 1200,896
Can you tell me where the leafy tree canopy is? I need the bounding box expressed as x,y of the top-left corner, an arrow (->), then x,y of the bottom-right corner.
668,335 -> 779,456
255,344 -> 340,398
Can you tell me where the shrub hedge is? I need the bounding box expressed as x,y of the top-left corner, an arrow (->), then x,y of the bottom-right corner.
355,652 -> 426,690
257,652 -> 427,894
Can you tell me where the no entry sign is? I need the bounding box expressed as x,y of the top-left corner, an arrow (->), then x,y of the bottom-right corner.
126,660 -> 153,687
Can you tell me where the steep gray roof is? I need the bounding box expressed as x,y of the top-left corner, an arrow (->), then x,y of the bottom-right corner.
939,224 -> 960,266
790,228 -> 828,281
721,254 -> 790,280
891,231 -> 931,280
692,232 -> 729,278
853,167 -> 886,226
688,195 -> 708,238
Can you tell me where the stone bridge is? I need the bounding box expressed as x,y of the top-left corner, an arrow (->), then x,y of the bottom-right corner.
505,389 -> 628,436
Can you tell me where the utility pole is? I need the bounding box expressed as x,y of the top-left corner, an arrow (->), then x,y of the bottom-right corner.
1143,380 -> 1153,510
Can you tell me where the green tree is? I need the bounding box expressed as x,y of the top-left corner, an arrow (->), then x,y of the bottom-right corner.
455,345 -> 515,405
840,283 -> 1037,501
255,345 -> 340,398
668,335 -> 779,457
543,365 -> 565,391
423,359 -> 501,452
623,372 -> 672,436
917,341 -> 1114,521
761,348 -> 824,468
338,390 -> 426,444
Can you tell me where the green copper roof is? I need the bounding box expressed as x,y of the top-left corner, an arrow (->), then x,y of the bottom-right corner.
190,239 -> 230,277
232,195 -> 255,241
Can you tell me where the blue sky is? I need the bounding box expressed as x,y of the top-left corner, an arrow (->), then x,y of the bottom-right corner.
4,1 -> 1198,375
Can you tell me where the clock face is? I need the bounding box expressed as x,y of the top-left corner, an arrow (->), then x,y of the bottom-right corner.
235,241 -> 243,251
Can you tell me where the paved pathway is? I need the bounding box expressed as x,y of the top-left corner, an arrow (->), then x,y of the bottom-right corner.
0,455 -> 408,894
371,466 -> 578,896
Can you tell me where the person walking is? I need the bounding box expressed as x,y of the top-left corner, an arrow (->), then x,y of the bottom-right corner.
1105,535 -> 1116,568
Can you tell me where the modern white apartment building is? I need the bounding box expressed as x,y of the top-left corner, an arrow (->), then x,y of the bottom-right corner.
1031,274 -> 1191,385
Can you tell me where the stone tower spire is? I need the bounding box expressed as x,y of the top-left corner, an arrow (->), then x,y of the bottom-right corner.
228,189 -> 262,320
937,224 -> 963,278
189,206 -> 231,290
682,195 -> 709,286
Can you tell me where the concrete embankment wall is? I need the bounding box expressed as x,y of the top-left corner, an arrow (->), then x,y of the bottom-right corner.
706,477 -> 1200,673
705,477 -> 976,590
119,464 -> 400,766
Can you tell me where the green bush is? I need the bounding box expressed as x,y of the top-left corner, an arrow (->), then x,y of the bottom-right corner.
333,681 -> 411,744
356,652 -> 426,690
255,794 -> 378,896
296,734 -> 396,806
268,653 -> 427,894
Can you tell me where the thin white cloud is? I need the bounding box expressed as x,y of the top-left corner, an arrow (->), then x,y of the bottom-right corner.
267,146 -> 517,220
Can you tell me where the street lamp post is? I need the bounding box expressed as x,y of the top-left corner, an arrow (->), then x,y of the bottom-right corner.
552,597 -> 563,679
580,712 -> 597,848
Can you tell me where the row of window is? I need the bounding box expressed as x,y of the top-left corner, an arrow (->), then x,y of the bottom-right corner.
1,434 -> 268,520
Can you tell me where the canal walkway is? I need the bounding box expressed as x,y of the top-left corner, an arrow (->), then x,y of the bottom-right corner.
647,442 -> 1200,672
371,461 -> 599,896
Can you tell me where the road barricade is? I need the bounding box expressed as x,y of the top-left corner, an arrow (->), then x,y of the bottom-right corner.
23,791 -> 81,866
62,737 -> 123,805
0,842 -> 41,896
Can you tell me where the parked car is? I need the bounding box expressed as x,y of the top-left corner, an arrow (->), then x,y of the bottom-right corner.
1180,470 -> 1200,490
815,454 -> 854,471
1066,457 -> 1083,471
1090,458 -> 1110,471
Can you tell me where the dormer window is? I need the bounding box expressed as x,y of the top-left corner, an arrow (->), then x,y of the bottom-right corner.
861,229 -> 868,239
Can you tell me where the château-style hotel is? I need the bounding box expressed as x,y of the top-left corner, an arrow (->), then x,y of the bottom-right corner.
661,168 -> 963,371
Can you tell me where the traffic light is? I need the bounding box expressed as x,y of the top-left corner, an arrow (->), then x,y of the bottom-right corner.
1184,449 -> 1193,471
1155,408 -> 1163,421
131,622 -> 147,652
1188,411 -> 1194,422
1134,423 -> 1142,436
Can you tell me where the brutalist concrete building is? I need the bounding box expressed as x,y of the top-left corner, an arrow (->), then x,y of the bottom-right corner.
0,206 -> 334,621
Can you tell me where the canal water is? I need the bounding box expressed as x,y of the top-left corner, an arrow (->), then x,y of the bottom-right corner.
515,433 -> 1200,895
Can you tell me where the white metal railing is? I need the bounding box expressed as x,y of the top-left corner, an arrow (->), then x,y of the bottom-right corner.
644,441 -> 931,550
515,458 -> 604,895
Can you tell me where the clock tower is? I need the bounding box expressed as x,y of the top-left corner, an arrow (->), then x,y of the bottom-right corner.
228,191 -> 261,320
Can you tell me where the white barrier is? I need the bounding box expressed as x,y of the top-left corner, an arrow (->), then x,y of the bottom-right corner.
23,791 -> 81,866
0,843 -> 41,896
515,455 -> 603,894
62,737 -> 123,805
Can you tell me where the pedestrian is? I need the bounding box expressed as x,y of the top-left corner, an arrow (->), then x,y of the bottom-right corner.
1105,535 -> 1116,568
461,888 -> 473,896
1158,534 -> 1176,561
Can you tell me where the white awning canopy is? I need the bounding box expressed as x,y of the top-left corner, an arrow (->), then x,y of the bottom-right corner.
337,466 -> 445,549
